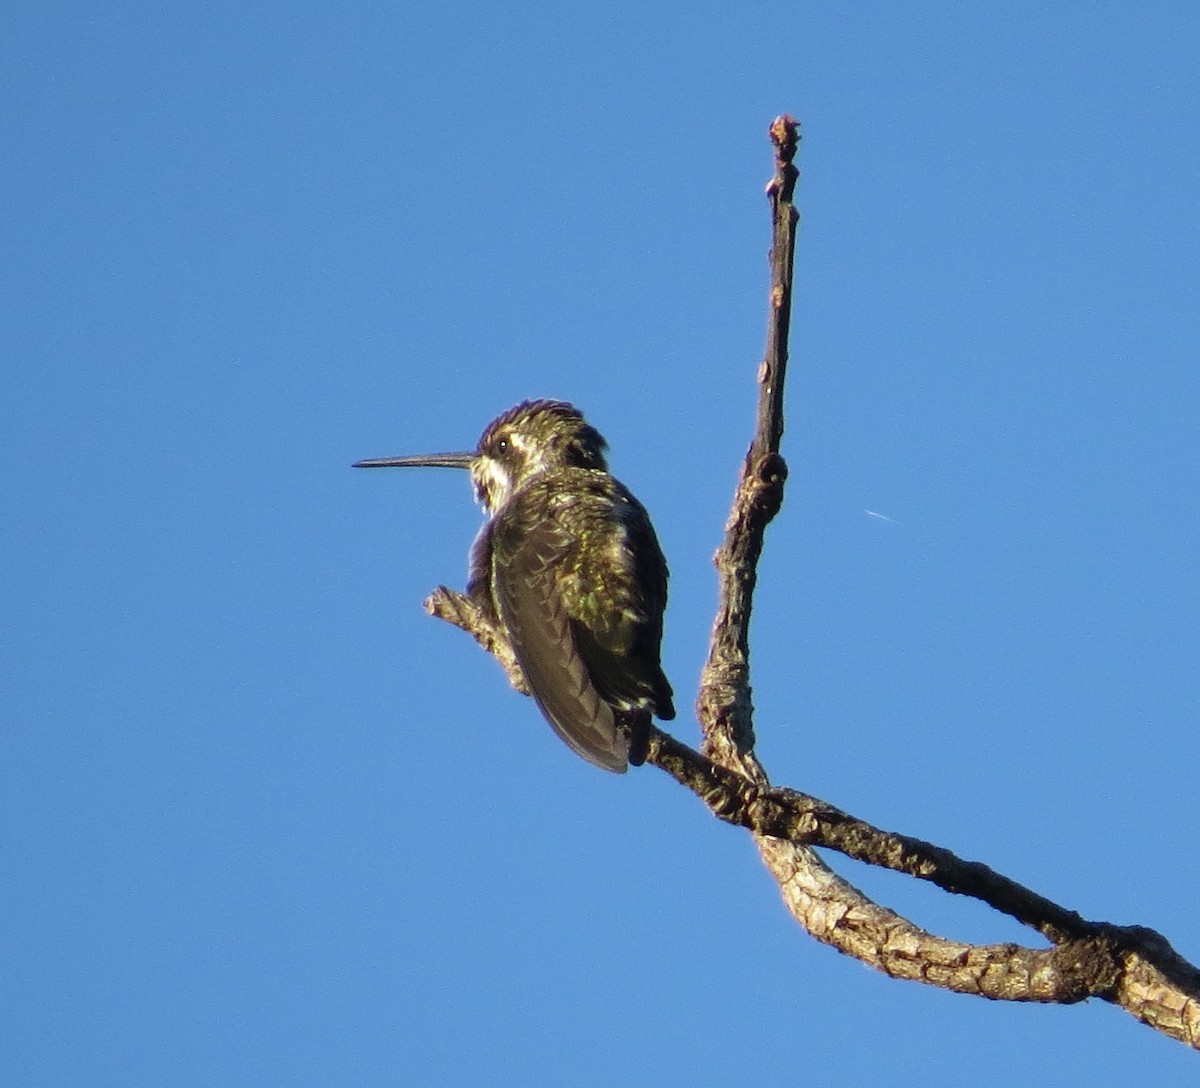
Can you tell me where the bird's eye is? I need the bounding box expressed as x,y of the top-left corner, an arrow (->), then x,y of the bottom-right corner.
495,435 -> 509,453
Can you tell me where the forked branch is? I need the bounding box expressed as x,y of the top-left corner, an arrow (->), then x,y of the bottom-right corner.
674,115 -> 1198,1049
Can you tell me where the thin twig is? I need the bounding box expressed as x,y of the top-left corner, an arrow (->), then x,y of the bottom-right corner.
695,115 -> 799,774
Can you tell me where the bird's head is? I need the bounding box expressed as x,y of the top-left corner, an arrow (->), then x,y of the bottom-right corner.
353,399 -> 609,513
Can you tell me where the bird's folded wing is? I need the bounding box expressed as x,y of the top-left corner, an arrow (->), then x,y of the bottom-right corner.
492,518 -> 629,773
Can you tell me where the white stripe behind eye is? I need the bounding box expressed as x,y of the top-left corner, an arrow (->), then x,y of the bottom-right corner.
507,430 -> 553,476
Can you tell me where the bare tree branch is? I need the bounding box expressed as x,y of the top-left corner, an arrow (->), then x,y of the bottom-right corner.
422,115 -> 1200,1051
425,586 -> 528,696
647,727 -> 1200,1034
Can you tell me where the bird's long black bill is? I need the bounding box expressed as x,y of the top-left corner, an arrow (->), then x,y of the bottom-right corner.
352,452 -> 474,469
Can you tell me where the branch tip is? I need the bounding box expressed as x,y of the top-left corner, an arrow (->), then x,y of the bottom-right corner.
769,115 -> 801,162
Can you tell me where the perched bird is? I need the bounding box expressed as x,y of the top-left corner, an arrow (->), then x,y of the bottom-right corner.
354,399 -> 674,772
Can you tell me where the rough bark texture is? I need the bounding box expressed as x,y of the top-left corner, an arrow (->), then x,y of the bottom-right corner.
425,116 -> 1200,1051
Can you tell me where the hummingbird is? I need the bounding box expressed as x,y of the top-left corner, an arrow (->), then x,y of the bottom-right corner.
354,399 -> 675,773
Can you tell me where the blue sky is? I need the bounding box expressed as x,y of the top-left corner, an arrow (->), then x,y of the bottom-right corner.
4,2 -> 1198,1083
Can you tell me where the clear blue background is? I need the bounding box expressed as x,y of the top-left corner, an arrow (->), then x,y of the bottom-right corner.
4,3 -> 1198,1084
